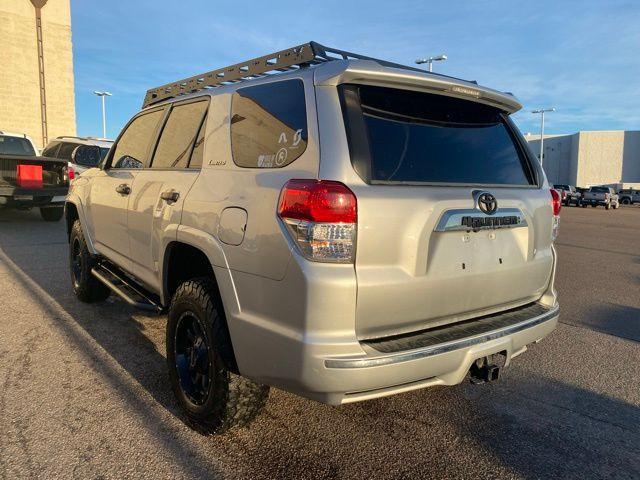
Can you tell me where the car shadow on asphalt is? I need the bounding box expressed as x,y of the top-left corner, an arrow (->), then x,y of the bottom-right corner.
0,212 -> 228,478
1,211 -> 639,479
565,302 -> 640,343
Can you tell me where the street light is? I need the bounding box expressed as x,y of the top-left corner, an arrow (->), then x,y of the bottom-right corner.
415,54 -> 447,72
531,108 -> 555,165
93,91 -> 112,138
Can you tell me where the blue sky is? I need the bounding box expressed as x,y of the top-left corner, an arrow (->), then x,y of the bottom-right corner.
72,0 -> 640,139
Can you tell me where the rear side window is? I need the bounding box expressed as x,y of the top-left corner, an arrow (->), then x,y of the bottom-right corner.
111,110 -> 164,169
189,115 -> 207,169
57,142 -> 81,161
230,79 -> 307,168
340,84 -> 535,186
151,100 -> 208,169
42,142 -> 60,158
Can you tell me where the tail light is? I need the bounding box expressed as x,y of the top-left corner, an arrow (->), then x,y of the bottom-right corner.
550,188 -> 561,240
278,179 -> 357,263
67,165 -> 75,181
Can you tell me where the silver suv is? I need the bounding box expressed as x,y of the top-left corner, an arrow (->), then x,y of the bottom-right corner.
65,42 -> 560,434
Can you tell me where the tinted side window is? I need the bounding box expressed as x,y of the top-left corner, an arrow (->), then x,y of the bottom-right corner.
189,115 -> 207,169
151,100 -> 208,169
111,110 -> 164,169
57,142 -> 81,161
41,142 -> 60,158
231,79 -> 307,168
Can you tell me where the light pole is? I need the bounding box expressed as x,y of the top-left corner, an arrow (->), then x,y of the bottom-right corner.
415,54 -> 447,72
93,91 -> 112,138
531,108 -> 555,165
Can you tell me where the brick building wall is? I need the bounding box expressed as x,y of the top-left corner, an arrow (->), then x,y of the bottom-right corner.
0,0 -> 75,149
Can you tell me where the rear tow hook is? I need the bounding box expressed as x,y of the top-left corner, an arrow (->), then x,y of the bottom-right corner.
469,352 -> 506,385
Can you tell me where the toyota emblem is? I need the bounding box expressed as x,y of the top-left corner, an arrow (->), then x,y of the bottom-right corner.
476,192 -> 498,215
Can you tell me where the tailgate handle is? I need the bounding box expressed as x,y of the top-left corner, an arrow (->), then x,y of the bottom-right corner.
115,184 -> 131,195
160,190 -> 180,203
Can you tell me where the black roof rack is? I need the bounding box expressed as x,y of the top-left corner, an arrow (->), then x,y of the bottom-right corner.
142,41 -> 427,108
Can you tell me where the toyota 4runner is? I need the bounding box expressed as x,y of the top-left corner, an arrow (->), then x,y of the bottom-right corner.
65,42 -> 560,434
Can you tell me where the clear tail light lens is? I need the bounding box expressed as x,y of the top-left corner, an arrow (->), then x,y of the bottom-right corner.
278,179 -> 357,263
550,188 -> 561,240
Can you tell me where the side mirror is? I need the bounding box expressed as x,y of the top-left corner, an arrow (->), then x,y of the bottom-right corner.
71,145 -> 102,168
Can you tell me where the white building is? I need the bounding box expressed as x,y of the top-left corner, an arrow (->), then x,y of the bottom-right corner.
525,130 -> 640,189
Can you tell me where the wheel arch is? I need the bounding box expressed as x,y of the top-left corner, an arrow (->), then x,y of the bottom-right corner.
162,240 -> 240,373
64,198 -> 98,254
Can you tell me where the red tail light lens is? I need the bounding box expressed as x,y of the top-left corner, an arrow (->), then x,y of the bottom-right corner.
278,179 -> 357,263
67,165 -> 75,181
550,189 -> 562,216
278,180 -> 357,223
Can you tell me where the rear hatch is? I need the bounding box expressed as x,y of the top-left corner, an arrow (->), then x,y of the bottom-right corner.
333,83 -> 554,340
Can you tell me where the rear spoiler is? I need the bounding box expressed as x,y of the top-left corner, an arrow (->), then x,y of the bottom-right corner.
314,60 -> 523,113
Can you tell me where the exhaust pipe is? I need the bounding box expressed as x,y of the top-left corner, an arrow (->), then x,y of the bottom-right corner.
469,353 -> 506,384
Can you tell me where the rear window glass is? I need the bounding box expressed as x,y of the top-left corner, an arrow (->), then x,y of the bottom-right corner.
230,79 -> 307,168
590,187 -> 609,193
340,85 -> 534,186
0,135 -> 36,156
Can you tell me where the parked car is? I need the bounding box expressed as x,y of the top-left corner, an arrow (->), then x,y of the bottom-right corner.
0,131 -> 69,221
575,187 -> 588,205
42,136 -> 113,178
581,186 -> 619,209
553,184 -> 579,206
65,42 -> 560,434
618,188 -> 640,205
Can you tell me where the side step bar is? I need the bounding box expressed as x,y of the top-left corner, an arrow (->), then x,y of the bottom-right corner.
91,263 -> 162,313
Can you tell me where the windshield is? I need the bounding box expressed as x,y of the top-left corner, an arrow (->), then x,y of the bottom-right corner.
0,135 -> 36,156
591,187 -> 609,193
339,84 -> 535,186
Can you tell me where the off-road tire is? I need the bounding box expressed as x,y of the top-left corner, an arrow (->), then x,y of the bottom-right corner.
69,220 -> 111,302
40,206 -> 64,222
621,198 -> 631,205
166,277 -> 269,435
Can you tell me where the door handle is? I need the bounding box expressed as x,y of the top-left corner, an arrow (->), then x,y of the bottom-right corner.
160,190 -> 180,203
115,184 -> 131,195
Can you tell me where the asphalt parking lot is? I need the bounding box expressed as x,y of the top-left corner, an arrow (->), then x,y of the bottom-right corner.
0,205 -> 638,479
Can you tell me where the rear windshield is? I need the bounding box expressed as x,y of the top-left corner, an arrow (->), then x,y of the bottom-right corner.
590,187 -> 610,193
0,135 -> 36,156
339,84 -> 535,186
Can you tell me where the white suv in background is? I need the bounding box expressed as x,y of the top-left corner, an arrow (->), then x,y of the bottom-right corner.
42,136 -> 113,177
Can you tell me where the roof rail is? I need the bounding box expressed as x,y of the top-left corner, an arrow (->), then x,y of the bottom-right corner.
142,41 -> 425,108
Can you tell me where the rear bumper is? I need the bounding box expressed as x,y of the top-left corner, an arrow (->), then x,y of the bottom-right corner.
304,304 -> 558,405
0,186 -> 67,208
231,266 -> 559,405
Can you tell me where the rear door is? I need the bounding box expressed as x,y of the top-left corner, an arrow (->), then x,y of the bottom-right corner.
86,108 -> 165,271
127,98 -> 208,292
332,84 -> 554,339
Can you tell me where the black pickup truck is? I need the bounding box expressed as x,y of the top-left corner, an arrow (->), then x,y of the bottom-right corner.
0,135 -> 70,221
